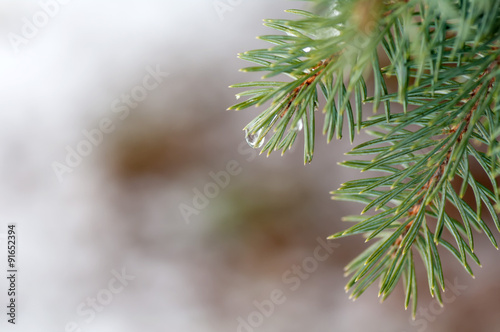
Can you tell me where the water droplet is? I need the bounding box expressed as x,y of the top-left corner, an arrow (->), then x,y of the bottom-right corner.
297,119 -> 303,131
245,128 -> 265,149
293,119 -> 304,131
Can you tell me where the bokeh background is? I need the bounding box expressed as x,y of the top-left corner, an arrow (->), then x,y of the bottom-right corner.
0,1 -> 499,331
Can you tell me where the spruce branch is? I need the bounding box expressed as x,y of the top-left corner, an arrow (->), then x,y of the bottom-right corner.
230,0 -> 500,317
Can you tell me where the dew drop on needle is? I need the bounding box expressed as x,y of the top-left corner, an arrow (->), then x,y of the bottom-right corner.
292,119 -> 303,132
245,128 -> 265,149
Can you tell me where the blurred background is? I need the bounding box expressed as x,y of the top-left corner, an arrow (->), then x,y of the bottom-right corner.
0,1 -> 499,331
